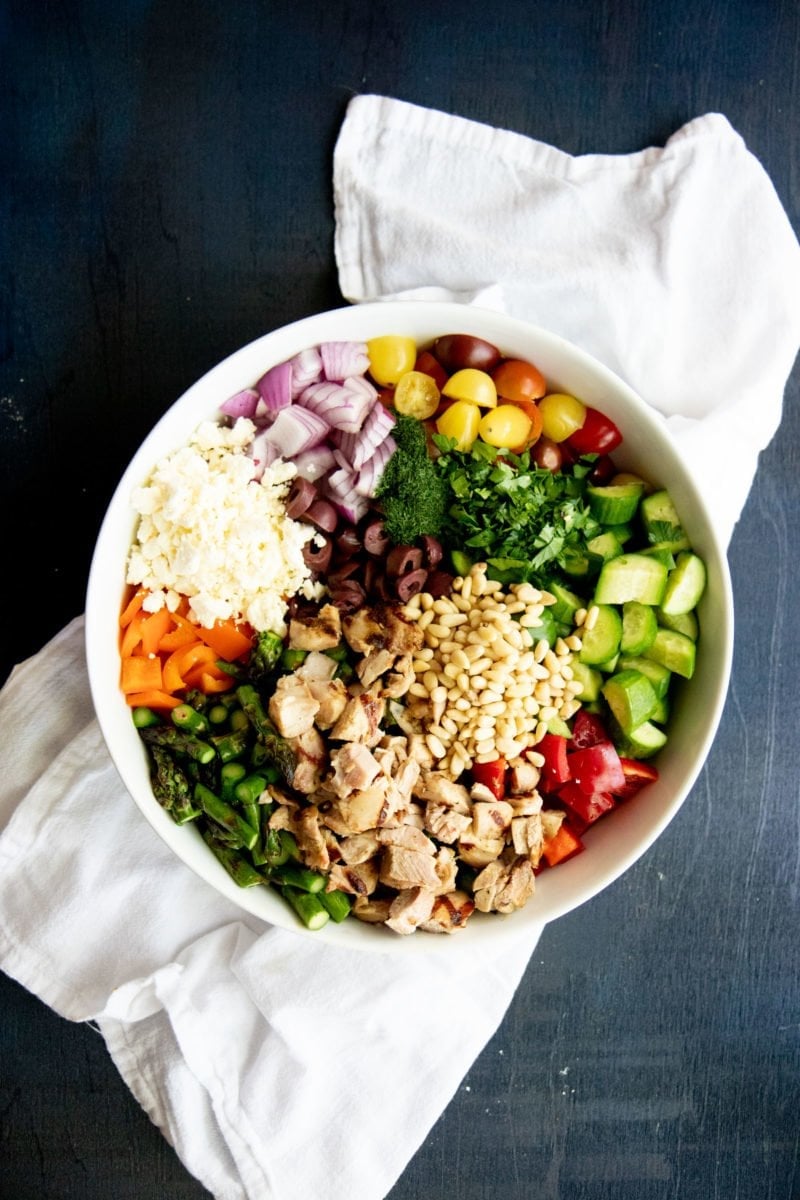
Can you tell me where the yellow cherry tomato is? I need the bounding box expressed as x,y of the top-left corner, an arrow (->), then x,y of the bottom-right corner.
441,368 -> 497,409
478,404 -> 533,449
436,400 -> 481,451
538,392 -> 587,442
366,336 -> 417,386
393,370 -> 440,420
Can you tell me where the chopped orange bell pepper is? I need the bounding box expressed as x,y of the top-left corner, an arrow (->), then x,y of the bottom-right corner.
124,689 -> 182,710
119,588 -> 147,628
121,656 -> 163,695
194,617 -> 254,661
541,823 -> 585,868
140,607 -> 173,657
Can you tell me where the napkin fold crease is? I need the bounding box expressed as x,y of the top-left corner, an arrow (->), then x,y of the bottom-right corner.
3,95 -> 800,1200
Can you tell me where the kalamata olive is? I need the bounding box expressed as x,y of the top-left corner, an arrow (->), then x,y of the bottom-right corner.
373,573 -> 392,602
330,581 -> 366,613
588,454 -> 616,485
387,545 -> 423,577
396,568 -> 429,602
531,436 -> 564,472
304,499 -> 338,533
336,526 -> 363,558
327,560 -> 361,587
432,334 -> 501,374
286,476 -> 317,519
419,534 -> 443,567
363,518 -> 389,556
362,557 -> 379,596
424,569 -> 455,598
302,537 -> 333,575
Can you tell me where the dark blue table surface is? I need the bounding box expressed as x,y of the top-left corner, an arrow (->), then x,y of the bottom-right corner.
2,3 -> 799,1198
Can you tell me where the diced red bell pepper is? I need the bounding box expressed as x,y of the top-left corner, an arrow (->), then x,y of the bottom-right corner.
558,781 -> 616,828
537,733 -> 571,793
568,741 -> 626,795
612,757 -> 660,800
541,821 -> 585,867
471,756 -> 507,801
571,709 -> 610,749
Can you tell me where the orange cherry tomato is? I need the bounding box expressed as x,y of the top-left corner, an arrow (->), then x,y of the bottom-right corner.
506,399 -> 543,450
492,358 -> 547,403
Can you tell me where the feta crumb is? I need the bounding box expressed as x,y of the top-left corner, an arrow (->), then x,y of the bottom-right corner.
126,419 -> 322,634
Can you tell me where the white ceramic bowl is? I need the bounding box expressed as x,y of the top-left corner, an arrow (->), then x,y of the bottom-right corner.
85,301 -> 733,953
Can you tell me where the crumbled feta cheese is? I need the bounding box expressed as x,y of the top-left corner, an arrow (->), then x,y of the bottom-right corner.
126,418 -> 323,634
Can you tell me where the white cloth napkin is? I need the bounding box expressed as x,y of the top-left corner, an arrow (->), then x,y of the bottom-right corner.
2,95 -> 799,1200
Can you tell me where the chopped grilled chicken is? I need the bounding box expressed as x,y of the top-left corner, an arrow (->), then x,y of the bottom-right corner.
352,895 -> 393,924
289,603 -> 341,651
287,725 -> 327,794
329,688 -> 385,744
385,887 -> 436,935
470,782 -> 498,804
457,833 -> 506,868
471,800 -> 514,842
417,772 -> 472,814
433,846 -> 459,894
473,856 -> 536,914
307,678 -> 349,730
342,604 -> 423,657
380,655 -> 415,699
329,743 -> 380,796
267,803 -> 295,831
268,674 -> 319,738
509,792 -> 543,817
377,825 -> 437,855
322,777 -> 392,835
392,757 -> 421,802
406,733 -> 435,769
295,650 -> 338,682
327,859 -> 380,896
424,802 -> 472,844
294,805 -> 330,871
356,648 -> 396,688
378,734 -> 408,758
379,844 -> 442,891
540,809 -> 566,841
418,890 -> 476,934
509,761 -> 541,794
510,813 -> 544,864
338,831 -> 381,865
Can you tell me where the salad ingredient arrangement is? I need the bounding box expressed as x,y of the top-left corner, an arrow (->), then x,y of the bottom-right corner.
120,331 -> 707,936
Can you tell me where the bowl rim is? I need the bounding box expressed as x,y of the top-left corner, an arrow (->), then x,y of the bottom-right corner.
85,300 -> 734,954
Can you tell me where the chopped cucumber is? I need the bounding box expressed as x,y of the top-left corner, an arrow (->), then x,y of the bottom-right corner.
561,549 -> 594,579
645,627 -> 696,679
620,601 -> 658,656
605,522 -> 634,544
548,581 -> 586,626
640,489 -> 684,537
587,481 -> 644,524
640,546 -> 677,569
650,695 -> 670,725
585,531 -> 623,564
618,655 -> 672,699
578,604 -> 622,665
658,608 -> 699,641
596,653 -> 620,673
450,549 -> 473,577
661,552 -> 707,615
523,607 -> 560,646
602,669 -> 660,734
613,720 -> 668,759
547,715 -> 573,737
594,553 -> 668,606
570,660 -> 603,702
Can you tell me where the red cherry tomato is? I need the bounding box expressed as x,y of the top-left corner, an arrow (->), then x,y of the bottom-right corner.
588,454 -> 616,484
567,406 -> 622,455
414,350 -> 449,391
432,334 -> 501,373
531,436 -> 564,472
492,358 -> 547,403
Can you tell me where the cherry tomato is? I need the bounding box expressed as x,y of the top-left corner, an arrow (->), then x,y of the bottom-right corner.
531,435 -> 564,472
414,350 -> 449,391
442,368 -> 497,409
506,399 -> 543,450
478,404 -> 532,449
567,405 -> 622,455
538,392 -> 587,442
436,399 -> 481,450
492,358 -> 547,403
432,334 -> 501,373
367,336 -> 417,386
587,454 -> 616,484
393,370 -> 440,419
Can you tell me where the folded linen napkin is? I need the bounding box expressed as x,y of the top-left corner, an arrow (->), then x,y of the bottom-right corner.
2,96 -> 799,1200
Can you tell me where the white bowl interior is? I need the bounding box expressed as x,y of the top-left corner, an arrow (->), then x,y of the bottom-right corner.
85,301 -> 733,954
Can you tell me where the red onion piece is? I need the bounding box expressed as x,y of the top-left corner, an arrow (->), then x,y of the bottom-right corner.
220,388 -> 260,420
292,444 -> 337,482
255,361 -> 292,418
285,476 -> 318,519
344,375 -> 378,402
304,499 -> 339,533
265,406 -> 330,458
320,341 -> 370,381
247,429 -> 282,480
299,381 -> 374,434
289,347 -> 323,397
354,434 -> 396,497
334,401 -> 395,471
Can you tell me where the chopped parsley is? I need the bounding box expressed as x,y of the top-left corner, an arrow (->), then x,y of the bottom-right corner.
433,435 -> 601,583
376,414 -> 448,544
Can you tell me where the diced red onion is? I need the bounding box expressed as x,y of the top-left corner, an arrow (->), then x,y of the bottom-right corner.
221,388 -> 260,420
354,434 -> 396,497
320,341 -> 370,381
344,374 -> 378,402
334,402 -> 395,470
325,465 -> 369,525
265,405 -> 330,458
292,444 -> 337,482
247,429 -> 282,480
299,381 -> 374,434
289,347 -> 323,397
255,361 -> 292,418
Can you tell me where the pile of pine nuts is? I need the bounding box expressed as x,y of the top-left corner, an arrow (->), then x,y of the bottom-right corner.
402,564 -> 590,778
